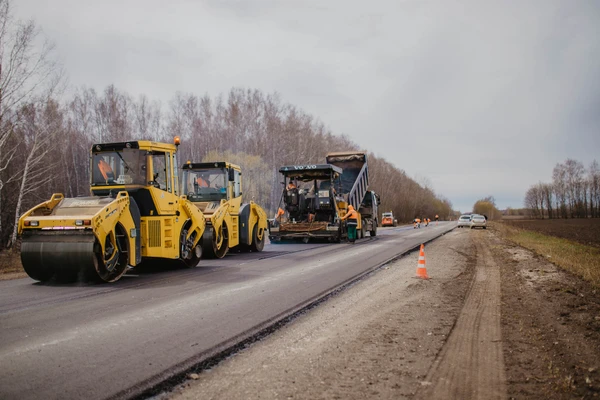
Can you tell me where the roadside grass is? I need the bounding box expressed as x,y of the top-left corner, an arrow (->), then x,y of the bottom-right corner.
0,249 -> 26,281
492,222 -> 600,288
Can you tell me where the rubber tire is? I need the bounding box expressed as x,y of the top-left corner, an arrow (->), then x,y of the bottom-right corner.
201,225 -> 229,259
370,222 -> 377,237
91,224 -> 129,283
180,227 -> 201,268
250,225 -> 265,252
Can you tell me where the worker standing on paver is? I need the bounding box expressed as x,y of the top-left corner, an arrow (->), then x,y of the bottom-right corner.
340,205 -> 359,243
275,207 -> 285,222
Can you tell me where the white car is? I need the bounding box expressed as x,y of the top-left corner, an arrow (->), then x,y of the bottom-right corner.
457,214 -> 472,228
470,215 -> 487,229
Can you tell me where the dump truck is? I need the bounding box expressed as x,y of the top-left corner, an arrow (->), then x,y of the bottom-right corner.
326,151 -> 380,237
18,138 -> 206,283
181,161 -> 268,258
268,164 -> 346,242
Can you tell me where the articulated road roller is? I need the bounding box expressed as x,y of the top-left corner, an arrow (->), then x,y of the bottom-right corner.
18,138 -> 205,283
181,161 -> 268,258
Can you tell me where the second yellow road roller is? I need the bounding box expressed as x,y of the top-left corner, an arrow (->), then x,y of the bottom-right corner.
181,161 -> 268,258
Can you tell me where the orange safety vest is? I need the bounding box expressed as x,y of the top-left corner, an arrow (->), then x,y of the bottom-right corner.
344,209 -> 358,221
197,177 -> 209,187
98,159 -> 114,181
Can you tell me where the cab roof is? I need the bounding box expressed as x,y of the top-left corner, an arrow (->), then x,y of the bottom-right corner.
182,161 -> 241,171
279,164 -> 342,180
91,140 -> 178,153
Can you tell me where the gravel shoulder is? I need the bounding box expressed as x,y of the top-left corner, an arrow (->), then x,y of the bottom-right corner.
165,227 -> 600,399
167,230 -> 476,399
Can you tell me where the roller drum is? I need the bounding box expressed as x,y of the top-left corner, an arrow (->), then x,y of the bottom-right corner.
20,231 -> 127,283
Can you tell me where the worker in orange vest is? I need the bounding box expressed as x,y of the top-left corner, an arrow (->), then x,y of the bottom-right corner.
98,159 -> 114,183
340,205 -> 359,243
275,207 -> 285,218
197,175 -> 209,187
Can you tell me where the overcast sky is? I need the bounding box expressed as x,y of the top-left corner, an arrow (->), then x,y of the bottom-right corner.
15,0 -> 600,213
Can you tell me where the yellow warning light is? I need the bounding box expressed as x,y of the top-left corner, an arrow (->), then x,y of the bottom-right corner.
174,136 -> 181,145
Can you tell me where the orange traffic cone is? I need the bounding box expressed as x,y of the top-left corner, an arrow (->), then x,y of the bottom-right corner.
416,244 -> 429,279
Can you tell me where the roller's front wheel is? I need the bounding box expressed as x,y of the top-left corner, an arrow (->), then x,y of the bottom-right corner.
250,225 -> 265,252
202,225 -> 229,259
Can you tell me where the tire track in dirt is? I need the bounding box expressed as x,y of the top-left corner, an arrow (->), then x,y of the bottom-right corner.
418,233 -> 507,399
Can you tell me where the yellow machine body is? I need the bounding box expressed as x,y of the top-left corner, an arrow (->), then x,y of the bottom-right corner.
18,140 -> 205,283
181,161 -> 268,258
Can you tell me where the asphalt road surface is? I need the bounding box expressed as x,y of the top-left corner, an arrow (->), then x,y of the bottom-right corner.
0,222 -> 454,400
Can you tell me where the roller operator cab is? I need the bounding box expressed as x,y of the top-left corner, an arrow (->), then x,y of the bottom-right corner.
18,138 -> 206,283
181,162 -> 268,258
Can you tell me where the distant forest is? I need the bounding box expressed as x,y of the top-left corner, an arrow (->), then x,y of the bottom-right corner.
0,0 -> 452,248
524,159 -> 600,219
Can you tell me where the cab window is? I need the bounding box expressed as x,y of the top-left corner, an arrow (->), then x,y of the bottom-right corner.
92,149 -> 146,186
233,170 -> 241,197
151,153 -> 168,191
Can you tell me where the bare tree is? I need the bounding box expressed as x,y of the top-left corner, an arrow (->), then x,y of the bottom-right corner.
525,186 -> 542,218
0,0 -> 63,242
563,159 -> 586,217
553,162 -> 568,218
10,99 -> 61,245
590,160 -> 600,218
541,183 -> 553,219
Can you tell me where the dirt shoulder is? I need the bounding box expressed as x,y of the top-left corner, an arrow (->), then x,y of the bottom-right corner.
495,227 -> 600,398
164,228 -> 600,399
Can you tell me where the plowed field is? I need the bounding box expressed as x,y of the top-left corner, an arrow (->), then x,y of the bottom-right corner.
502,219 -> 600,248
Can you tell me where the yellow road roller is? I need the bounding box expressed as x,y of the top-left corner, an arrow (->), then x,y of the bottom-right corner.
181,161 -> 268,258
18,138 -> 205,283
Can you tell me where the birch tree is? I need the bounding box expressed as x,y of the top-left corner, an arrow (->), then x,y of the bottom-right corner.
0,0 -> 63,242
10,99 -> 61,245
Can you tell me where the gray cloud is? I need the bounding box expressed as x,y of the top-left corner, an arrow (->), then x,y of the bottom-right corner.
15,0 -> 600,212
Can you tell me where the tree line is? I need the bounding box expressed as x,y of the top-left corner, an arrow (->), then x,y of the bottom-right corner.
472,196 -> 502,220
0,0 -> 452,248
524,159 -> 600,219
